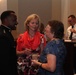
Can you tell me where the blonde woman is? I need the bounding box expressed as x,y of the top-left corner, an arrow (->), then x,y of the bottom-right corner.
16,14 -> 46,75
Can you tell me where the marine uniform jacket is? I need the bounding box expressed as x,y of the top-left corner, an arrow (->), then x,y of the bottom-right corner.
0,25 -> 18,75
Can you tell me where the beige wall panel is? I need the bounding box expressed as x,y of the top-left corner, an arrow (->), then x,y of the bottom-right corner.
18,0 -> 52,34
51,0 -> 61,20
70,0 -> 76,16
7,0 -> 18,39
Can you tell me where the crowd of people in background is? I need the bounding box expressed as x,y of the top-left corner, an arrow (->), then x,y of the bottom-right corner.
1,10 -> 76,75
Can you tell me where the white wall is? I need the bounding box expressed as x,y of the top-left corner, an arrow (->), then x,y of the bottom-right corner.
61,0 -> 70,34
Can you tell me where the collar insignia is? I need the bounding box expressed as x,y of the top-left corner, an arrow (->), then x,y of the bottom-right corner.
3,30 -> 6,33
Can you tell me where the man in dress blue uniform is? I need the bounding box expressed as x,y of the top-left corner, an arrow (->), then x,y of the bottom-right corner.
0,10 -> 18,75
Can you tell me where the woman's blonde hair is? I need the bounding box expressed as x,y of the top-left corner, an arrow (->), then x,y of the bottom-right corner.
24,14 -> 41,31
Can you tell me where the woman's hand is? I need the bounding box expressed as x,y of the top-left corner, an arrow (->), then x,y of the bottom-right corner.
31,60 -> 41,66
32,60 -> 38,64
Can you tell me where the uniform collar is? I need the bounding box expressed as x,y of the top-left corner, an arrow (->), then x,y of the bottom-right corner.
1,24 -> 11,32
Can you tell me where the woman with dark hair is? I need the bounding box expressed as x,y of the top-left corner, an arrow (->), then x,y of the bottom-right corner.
32,20 -> 66,75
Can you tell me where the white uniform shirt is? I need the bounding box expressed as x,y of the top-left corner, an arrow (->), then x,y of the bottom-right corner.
66,24 -> 76,39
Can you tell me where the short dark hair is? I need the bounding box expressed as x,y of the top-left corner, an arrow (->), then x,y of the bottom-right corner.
48,20 -> 64,39
68,15 -> 76,18
1,10 -> 15,23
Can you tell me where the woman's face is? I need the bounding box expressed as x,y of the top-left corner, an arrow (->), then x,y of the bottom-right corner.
28,18 -> 39,31
45,24 -> 54,39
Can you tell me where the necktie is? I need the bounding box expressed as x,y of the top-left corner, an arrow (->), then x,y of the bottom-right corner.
69,25 -> 74,40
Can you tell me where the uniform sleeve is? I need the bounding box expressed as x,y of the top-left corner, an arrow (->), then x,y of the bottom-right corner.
0,36 -> 12,66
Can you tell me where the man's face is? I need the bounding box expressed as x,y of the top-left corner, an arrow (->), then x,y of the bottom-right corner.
68,17 -> 75,25
7,13 -> 18,30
